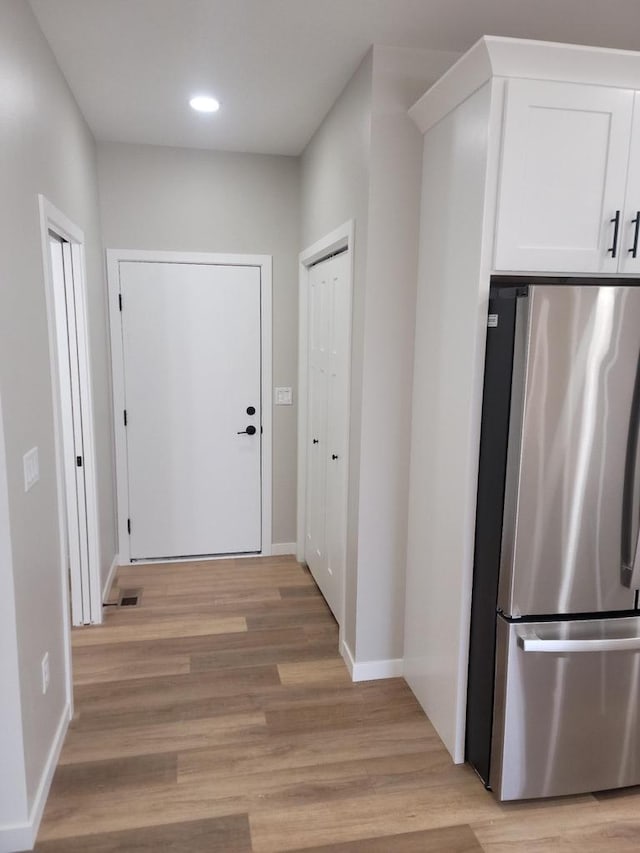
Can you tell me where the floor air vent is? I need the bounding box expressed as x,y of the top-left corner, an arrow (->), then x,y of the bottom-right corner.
118,588 -> 142,607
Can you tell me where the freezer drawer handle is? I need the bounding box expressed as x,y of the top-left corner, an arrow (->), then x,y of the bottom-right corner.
516,629 -> 640,653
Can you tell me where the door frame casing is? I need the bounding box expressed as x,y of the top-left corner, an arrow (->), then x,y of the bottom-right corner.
297,221 -> 354,635
106,249 -> 273,564
39,194 -> 102,635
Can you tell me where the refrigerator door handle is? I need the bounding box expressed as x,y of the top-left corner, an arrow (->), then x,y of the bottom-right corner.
621,349 -> 640,589
517,628 -> 640,653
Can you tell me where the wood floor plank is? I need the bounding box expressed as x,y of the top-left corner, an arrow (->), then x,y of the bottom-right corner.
72,650 -> 191,685
471,798 -> 638,852
35,814 -> 252,852
72,615 -> 247,646
286,823 -> 483,852
37,781 -> 247,841
177,718 -> 439,783
48,753 -> 177,795
77,625 -> 306,657
69,693 -> 263,733
265,693 -> 423,734
73,664 -> 281,715
191,640 -> 338,672
248,781 -> 506,851
279,585 -> 323,598
59,712 -> 267,764
277,658 -> 351,685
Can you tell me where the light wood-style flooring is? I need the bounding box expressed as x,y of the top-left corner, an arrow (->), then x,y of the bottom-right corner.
35,555 -> 640,851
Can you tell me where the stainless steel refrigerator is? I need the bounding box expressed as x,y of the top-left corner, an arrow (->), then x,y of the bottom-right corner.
467,282 -> 640,801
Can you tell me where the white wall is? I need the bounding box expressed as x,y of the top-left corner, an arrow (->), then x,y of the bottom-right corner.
300,49 -> 374,653
0,393 -> 29,839
0,1 -> 115,844
97,142 -> 300,546
300,46 -> 457,666
354,46 -> 458,663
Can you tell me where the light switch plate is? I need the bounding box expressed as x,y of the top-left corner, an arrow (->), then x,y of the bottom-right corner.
23,447 -> 39,492
274,387 -> 293,406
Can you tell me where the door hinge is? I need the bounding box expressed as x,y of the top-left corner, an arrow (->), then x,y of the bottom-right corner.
127,518 -> 131,535
118,293 -> 123,311
123,409 -> 127,426
76,456 -> 83,468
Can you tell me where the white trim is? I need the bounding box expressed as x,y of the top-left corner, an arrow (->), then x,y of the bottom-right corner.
297,221 -> 354,635
106,249 -> 273,564
0,704 -> 71,852
410,35 -> 640,136
39,195 -> 102,638
341,639 -> 403,682
270,542 -> 296,556
124,552 -> 267,567
341,638 -> 356,678
102,554 -> 119,602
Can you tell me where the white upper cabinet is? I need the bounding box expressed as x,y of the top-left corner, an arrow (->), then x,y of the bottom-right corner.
620,92 -> 640,275
494,79 -> 634,273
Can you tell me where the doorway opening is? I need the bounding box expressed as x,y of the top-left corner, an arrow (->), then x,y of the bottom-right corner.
39,196 -> 102,627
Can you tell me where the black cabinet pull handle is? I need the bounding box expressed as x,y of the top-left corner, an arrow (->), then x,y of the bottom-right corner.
630,212 -> 640,259
331,454 -> 339,460
609,210 -> 621,258
237,425 -> 257,436
312,438 -> 319,444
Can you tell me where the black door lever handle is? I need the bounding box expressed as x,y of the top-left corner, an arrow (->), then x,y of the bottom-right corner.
237,425 -> 257,435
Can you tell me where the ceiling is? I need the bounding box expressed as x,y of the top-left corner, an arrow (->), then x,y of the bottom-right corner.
30,0 -> 640,156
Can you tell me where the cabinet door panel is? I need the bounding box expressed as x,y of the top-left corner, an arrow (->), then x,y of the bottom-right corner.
620,92 -> 640,275
494,80 -> 633,273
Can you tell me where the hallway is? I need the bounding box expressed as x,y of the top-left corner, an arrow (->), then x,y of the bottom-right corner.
33,557 -> 640,851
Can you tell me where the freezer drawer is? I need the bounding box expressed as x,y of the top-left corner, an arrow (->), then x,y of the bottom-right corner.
491,615 -> 640,801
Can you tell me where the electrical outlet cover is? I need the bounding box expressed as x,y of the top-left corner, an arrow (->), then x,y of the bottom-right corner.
274,386 -> 293,406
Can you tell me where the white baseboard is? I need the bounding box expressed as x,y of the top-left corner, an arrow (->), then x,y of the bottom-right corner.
341,639 -> 404,682
0,704 -> 70,852
121,545 -> 296,567
102,553 -> 119,602
270,542 -> 296,556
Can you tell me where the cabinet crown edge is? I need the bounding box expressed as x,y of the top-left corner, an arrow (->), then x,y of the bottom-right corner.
410,35 -> 640,136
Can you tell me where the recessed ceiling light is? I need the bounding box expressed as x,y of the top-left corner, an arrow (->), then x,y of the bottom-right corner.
189,95 -> 220,113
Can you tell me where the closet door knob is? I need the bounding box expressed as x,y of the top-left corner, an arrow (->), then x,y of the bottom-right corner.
331,454 -> 339,460
312,438 -> 319,444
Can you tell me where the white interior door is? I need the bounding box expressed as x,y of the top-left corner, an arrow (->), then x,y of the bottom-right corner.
305,251 -> 349,620
325,252 -> 349,611
119,261 -> 262,560
49,234 -> 91,623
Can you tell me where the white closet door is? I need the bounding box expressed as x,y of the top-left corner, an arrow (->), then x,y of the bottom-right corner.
305,251 -> 349,620
119,261 -> 262,560
305,261 -> 330,579
324,252 -> 350,617
49,235 -> 91,623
